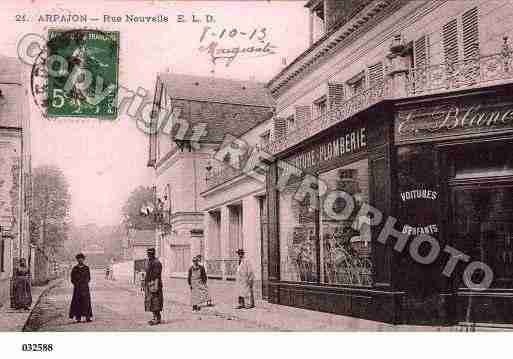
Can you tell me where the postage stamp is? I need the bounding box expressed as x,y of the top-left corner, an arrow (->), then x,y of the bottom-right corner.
46,29 -> 119,118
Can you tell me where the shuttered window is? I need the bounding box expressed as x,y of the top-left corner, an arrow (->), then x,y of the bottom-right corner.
273,117 -> 287,140
295,106 -> 312,128
462,7 -> 479,60
327,83 -> 345,109
413,35 -> 430,68
368,62 -> 384,87
442,19 -> 459,64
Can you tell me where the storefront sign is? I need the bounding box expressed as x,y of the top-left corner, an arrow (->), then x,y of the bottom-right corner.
395,101 -> 513,142
287,127 -> 367,171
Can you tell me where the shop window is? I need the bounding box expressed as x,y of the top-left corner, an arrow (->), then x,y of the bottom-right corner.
450,143 -> 513,179
279,179 -> 319,283
319,158 -> 371,286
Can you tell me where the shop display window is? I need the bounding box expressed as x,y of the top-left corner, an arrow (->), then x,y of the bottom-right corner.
319,158 -> 372,286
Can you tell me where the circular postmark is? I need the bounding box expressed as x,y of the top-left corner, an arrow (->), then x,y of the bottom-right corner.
30,28 -> 120,119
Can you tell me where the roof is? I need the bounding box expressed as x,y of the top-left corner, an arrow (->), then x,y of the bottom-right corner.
128,229 -> 156,247
158,73 -> 274,107
157,73 -> 274,142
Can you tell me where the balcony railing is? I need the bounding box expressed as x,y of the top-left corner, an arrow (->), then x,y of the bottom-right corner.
266,46 -> 513,155
267,80 -> 391,154
205,163 -> 244,190
206,258 -> 239,279
406,52 -> 513,96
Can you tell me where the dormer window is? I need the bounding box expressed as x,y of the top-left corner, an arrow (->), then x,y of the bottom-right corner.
311,1 -> 325,44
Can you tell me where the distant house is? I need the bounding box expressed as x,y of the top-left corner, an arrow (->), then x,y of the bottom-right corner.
147,73 -> 273,277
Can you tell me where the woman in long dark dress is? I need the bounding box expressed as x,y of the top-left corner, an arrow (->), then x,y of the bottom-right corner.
13,258 -> 32,310
69,253 -> 93,323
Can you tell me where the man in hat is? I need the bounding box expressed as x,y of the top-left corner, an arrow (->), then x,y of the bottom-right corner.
144,248 -> 163,325
69,253 -> 93,323
235,249 -> 255,309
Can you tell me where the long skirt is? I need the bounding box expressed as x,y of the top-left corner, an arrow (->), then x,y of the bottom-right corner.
191,278 -> 211,306
69,285 -> 93,319
13,276 -> 32,309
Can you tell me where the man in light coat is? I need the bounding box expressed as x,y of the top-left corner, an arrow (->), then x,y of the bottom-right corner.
235,249 -> 255,309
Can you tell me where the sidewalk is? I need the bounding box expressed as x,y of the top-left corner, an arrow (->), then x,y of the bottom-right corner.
0,279 -> 61,332
159,277 -> 451,331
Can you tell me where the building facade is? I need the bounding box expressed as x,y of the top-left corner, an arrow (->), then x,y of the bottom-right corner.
148,74 -> 273,279
201,116 -> 272,299
0,55 -> 31,307
264,0 -> 513,324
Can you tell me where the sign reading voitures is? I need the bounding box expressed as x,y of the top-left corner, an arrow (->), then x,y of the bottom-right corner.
46,29 -> 119,118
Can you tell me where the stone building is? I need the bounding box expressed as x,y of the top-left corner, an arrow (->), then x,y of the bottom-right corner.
0,55 -> 31,307
147,73 -> 273,278
264,0 -> 513,324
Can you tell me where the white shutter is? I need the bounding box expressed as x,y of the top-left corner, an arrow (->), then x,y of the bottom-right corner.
273,117 -> 287,140
295,106 -> 312,128
442,19 -> 459,64
462,7 -> 479,60
413,35 -> 430,68
367,62 -> 384,87
327,83 -> 345,109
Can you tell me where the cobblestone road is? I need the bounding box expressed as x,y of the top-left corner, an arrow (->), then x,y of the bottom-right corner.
26,270 -> 272,331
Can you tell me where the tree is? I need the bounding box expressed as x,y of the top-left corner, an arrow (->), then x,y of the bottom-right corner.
31,165 -> 72,260
121,186 -> 155,230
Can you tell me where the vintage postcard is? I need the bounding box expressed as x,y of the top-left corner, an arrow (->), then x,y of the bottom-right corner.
1,0 -> 513,356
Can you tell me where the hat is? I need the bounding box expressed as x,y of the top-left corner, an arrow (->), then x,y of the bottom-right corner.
147,248 -> 156,255
75,253 -> 85,260
192,256 -> 200,262
236,248 -> 245,255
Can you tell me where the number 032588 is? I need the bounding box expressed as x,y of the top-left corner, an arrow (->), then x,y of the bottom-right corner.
21,344 -> 54,352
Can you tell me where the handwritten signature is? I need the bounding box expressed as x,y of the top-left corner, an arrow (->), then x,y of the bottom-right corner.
199,40 -> 277,67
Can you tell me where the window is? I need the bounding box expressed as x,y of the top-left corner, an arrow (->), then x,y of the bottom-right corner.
259,131 -> 270,148
319,159 -> 371,286
273,117 -> 287,140
313,96 -> 327,119
279,178 -> 319,283
287,115 -> 296,132
328,83 -> 345,109
311,1 -> 325,43
347,71 -> 366,97
442,7 -> 480,64
367,62 -> 384,87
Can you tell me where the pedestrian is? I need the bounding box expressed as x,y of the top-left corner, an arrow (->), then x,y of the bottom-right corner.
187,256 -> 211,312
195,255 -> 213,307
69,253 -> 93,323
12,258 -> 32,311
144,248 -> 163,325
235,249 -> 255,309
105,266 -> 110,280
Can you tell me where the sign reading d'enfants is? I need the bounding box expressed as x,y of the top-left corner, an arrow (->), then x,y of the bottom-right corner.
395,100 -> 513,142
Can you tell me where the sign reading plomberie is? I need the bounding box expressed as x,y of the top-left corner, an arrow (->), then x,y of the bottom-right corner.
286,127 -> 367,171
395,96 -> 513,143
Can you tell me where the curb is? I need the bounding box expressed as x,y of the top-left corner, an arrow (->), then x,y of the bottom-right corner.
22,279 -> 63,332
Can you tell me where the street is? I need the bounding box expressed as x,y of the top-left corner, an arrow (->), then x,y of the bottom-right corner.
25,270 -> 272,331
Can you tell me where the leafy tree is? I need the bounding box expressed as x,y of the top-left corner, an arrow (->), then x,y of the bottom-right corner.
122,186 -> 155,230
30,165 -> 71,260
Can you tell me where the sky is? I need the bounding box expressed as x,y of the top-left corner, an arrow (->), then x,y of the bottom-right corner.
0,0 -> 309,226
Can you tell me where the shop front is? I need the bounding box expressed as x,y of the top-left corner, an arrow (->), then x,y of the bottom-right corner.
266,104 -> 403,324
394,84 -> 513,324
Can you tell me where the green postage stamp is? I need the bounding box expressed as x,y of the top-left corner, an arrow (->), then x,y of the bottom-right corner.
47,29 -> 120,118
